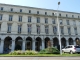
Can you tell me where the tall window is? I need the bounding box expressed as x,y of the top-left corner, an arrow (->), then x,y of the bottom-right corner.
18,25 -> 22,33
68,27 -> 71,35
60,26 -> 64,34
29,10 -> 31,13
10,8 -> 13,11
53,26 -> 57,34
72,15 -> 74,18
74,27 -> 77,35
7,24 -> 12,33
78,16 -> 79,18
73,20 -> 76,26
28,16 -> 31,22
28,25 -> 31,34
52,19 -> 55,24
37,11 -> 39,14
37,17 -> 40,23
9,15 -> 13,21
66,14 -> 68,17
0,24 -> 1,31
52,13 -> 54,16
0,14 -> 2,20
1,7 -> 3,11
59,19 -> 63,24
20,9 -> 22,12
0,38 -> 1,45
45,26 -> 49,34
45,12 -> 47,15
45,18 -> 48,23
19,16 -> 22,22
66,20 -> 69,25
59,13 -> 61,16
37,25 -> 40,34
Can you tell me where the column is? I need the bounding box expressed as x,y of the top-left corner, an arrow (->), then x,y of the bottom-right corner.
66,40 -> 69,46
11,40 -> 15,52
22,40 -> 26,51
42,40 -> 45,50
0,40 -> 4,53
32,40 -> 35,51
74,40 -> 76,45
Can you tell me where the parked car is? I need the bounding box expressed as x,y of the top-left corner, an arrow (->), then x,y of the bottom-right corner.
62,45 -> 80,54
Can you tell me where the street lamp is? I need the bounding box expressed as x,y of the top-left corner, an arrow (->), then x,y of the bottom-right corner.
56,1 -> 62,55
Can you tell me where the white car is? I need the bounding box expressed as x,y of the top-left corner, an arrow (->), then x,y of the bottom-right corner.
62,45 -> 80,54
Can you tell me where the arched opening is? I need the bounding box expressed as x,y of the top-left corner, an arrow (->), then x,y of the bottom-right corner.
35,37 -> 42,51
45,37 -> 50,48
4,36 -> 12,53
15,37 -> 22,50
53,37 -> 59,48
61,38 -> 66,48
25,37 -> 32,50
75,38 -> 80,45
68,38 -> 73,45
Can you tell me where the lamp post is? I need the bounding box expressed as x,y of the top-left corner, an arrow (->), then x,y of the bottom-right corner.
56,2 -> 62,55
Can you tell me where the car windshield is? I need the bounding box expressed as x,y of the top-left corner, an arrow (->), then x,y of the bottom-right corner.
75,46 -> 80,48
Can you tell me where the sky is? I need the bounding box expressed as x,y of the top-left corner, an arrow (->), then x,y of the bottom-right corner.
0,0 -> 80,13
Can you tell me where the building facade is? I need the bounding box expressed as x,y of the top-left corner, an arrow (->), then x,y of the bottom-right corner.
0,3 -> 80,53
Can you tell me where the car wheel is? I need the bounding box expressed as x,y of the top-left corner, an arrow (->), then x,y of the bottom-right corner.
70,51 -> 73,54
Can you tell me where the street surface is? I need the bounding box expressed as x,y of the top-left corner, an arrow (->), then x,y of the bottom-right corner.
0,57 -> 80,60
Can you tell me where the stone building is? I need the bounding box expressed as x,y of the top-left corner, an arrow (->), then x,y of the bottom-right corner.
0,3 -> 80,53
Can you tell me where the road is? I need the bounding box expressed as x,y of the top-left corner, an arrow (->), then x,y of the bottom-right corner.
0,57 -> 80,60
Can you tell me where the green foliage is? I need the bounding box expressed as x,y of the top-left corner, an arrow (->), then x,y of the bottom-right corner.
39,47 -> 60,54
9,50 -> 38,55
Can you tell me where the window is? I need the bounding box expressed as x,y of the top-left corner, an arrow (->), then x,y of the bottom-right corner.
52,13 -> 54,16
9,15 -> 13,21
10,8 -> 13,11
37,25 -> 40,34
66,20 -> 69,25
78,16 -> 79,18
37,11 -> 39,14
68,27 -> 71,35
28,16 -> 31,22
45,12 -> 47,15
60,27 -> 64,34
0,38 -> 1,45
18,25 -> 22,33
59,13 -> 61,16
53,26 -> 57,34
7,24 -> 12,33
52,19 -> 55,24
0,14 -> 2,20
72,15 -> 74,18
74,27 -> 77,35
37,17 -> 40,23
28,25 -> 31,34
45,26 -> 49,34
73,20 -> 76,26
1,7 -> 3,11
45,18 -> 48,23
66,14 -> 68,17
0,24 -> 1,31
29,10 -> 31,13
59,19 -> 63,24
20,9 -> 22,12
19,16 -> 22,22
